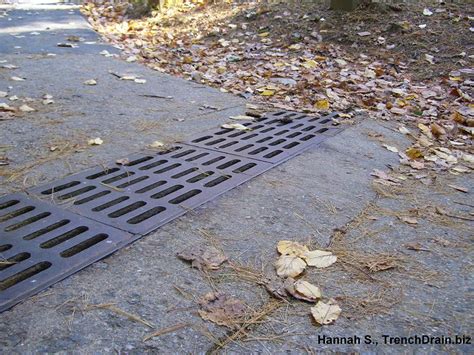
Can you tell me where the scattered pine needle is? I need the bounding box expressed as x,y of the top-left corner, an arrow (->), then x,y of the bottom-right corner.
143,323 -> 189,341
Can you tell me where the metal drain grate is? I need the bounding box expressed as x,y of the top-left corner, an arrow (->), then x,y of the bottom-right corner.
30,145 -> 273,235
184,111 -> 343,163
0,194 -> 133,312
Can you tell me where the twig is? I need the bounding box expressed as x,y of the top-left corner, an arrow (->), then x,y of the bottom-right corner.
139,94 -> 173,100
143,323 -> 188,341
86,303 -> 155,329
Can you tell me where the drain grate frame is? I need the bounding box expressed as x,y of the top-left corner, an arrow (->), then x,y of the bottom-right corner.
183,111 -> 343,164
2,109 -> 347,313
29,145 -> 273,235
0,194 -> 133,312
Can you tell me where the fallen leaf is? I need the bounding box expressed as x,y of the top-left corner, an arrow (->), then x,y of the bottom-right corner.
11,76 -> 25,81
430,123 -> 446,138
88,137 -> 103,145
0,91 -> 7,98
277,240 -> 309,257
84,79 -> 97,85
383,144 -> 399,153
19,104 -> 35,112
423,8 -> 433,16
283,278 -> 318,302
302,250 -> 337,268
116,158 -> 130,165
198,292 -> 246,328
221,123 -> 251,131
311,299 -> 341,325
177,245 -> 227,270
275,255 -> 306,278
399,216 -> 418,225
315,99 -> 330,110
264,277 -> 288,300
294,280 -> 321,301
148,141 -> 165,149
134,78 -> 146,84
0,103 -> 16,112
406,147 -> 423,159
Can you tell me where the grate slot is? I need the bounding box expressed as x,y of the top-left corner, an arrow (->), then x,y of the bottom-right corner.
0,194 -> 133,312
183,111 -> 342,163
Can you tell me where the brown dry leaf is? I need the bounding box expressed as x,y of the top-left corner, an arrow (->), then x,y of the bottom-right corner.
275,255 -> 306,278
294,280 -> 321,301
311,299 -> 341,325
198,292 -> 246,328
264,276 -> 288,300
283,278 -> 318,303
302,250 -> 337,268
277,240 -> 309,257
430,123 -> 446,138
177,245 -> 227,270
19,104 -> 35,112
448,184 -> 469,193
399,216 -> 418,225
0,103 -> 16,112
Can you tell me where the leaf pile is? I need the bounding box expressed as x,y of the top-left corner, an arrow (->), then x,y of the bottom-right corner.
270,240 -> 341,325
82,1 -> 472,182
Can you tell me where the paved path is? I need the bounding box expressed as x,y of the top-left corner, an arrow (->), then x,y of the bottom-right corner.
0,5 -> 472,354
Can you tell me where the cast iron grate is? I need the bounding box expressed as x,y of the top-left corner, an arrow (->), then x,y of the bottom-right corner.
30,145 -> 273,235
184,111 -> 343,163
0,194 -> 133,312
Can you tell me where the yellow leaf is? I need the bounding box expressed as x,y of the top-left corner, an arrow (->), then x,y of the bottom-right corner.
258,32 -> 269,37
302,250 -> 337,268
277,240 -> 309,257
303,59 -> 318,69
183,56 -> 193,64
315,99 -> 330,110
406,147 -> 423,159
260,90 -> 275,96
311,299 -> 341,325
294,280 -> 321,300
275,255 -> 306,278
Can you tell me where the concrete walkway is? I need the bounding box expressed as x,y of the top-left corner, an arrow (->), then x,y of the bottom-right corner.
1,6 -> 472,354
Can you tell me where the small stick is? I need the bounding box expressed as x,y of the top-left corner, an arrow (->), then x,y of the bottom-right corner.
143,323 -> 188,341
87,303 -> 154,329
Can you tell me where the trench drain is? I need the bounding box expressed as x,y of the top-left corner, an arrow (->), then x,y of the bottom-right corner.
0,110 -> 345,312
